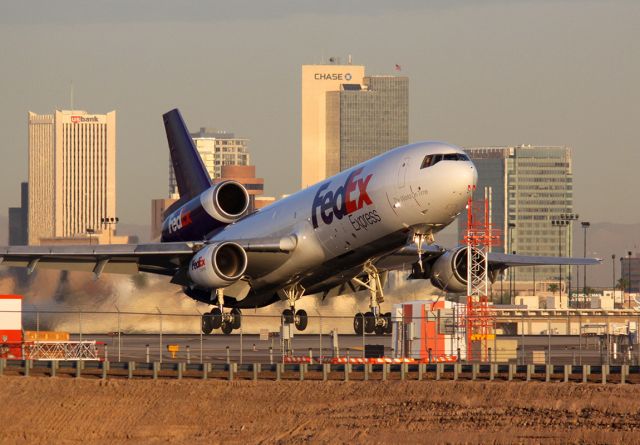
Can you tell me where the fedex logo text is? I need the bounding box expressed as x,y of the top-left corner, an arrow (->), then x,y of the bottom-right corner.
191,257 -> 206,270
166,209 -> 193,234
311,168 -> 373,228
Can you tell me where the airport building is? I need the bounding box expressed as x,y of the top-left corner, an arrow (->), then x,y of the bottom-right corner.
325,76 -> 408,177
8,182 -> 28,246
301,62 -> 365,188
168,128 -> 249,198
620,254 -> 640,294
459,145 -> 574,283
27,110 -> 124,245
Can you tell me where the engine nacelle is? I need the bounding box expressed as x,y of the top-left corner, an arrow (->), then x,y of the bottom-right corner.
430,246 -> 486,293
188,242 -> 248,289
161,180 -> 250,242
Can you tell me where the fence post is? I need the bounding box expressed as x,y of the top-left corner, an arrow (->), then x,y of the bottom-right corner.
102,361 -> 109,380
622,364 -> 628,384
51,361 -> 57,378
418,363 -> 424,381
322,364 -> 329,381
436,363 -> 442,381
202,363 -> 209,380
344,363 -> 350,382
400,363 -> 406,381
177,362 -> 183,380
364,363 -> 370,381
454,363 -> 460,381
382,364 -> 388,381
602,364 -> 608,384
526,364 -> 532,381
545,364 -> 551,382
563,365 -> 570,383
146,344 -> 150,364
582,365 -> 590,383
76,360 -> 82,378
128,361 -> 135,379
156,307 -> 163,364
276,363 -> 282,381
253,363 -> 260,382
308,348 -> 313,364
472,363 -> 478,381
226,346 -> 230,364
269,347 -> 273,365
153,361 -> 159,380
508,363 -> 514,381
228,363 -> 235,381
299,364 -> 305,381
115,304 -> 122,362
197,309 -> 203,364
24,359 -> 30,377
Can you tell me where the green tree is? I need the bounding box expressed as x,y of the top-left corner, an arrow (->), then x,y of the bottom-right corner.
547,283 -> 559,295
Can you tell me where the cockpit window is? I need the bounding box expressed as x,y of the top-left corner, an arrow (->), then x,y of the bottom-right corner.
421,153 -> 469,169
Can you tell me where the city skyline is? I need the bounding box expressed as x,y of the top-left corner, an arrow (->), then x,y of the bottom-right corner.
0,1 -> 638,231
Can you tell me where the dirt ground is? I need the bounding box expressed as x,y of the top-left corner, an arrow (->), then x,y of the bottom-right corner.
0,377 -> 639,444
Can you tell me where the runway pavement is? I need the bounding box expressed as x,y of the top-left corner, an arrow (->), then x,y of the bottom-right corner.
64,332 -> 631,365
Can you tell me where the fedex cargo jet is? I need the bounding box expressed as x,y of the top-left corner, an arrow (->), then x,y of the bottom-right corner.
0,109 -> 600,334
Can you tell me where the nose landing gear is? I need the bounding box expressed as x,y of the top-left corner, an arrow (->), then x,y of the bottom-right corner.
352,264 -> 393,335
281,283 -> 308,331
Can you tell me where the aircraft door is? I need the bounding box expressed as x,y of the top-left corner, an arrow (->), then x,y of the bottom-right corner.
397,157 -> 410,189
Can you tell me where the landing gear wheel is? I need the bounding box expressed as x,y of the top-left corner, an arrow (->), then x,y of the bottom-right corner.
201,314 -> 213,335
282,308 -> 294,324
354,313 -> 364,335
374,323 -> 385,336
231,308 -> 242,330
364,312 -> 376,334
211,307 -> 223,330
221,321 -> 233,335
384,312 -> 392,334
294,309 -> 308,331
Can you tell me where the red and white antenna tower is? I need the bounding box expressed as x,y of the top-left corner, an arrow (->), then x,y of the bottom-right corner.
463,186 -> 501,361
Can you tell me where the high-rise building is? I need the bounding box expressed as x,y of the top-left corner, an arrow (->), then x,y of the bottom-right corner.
325,76 -> 408,176
8,182 -> 28,246
168,128 -> 249,197
301,62 -> 365,188
28,110 -> 117,245
459,145 -> 574,282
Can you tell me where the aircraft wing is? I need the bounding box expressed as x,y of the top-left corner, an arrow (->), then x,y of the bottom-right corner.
486,252 -> 601,268
0,237 -> 297,278
374,244 -> 601,272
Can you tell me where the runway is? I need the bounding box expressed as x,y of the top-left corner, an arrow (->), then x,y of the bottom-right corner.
70,333 -> 625,365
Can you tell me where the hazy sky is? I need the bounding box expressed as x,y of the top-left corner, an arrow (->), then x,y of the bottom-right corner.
0,0 -> 638,229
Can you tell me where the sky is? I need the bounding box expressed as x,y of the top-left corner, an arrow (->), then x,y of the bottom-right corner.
0,0 -> 638,229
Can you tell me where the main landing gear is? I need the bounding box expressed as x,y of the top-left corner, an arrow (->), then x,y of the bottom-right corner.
201,289 -> 242,335
352,263 -> 392,336
281,283 -> 308,331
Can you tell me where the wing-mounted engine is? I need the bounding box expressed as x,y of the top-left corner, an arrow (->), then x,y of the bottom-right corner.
162,181 -> 250,242
188,242 -> 248,288
429,246 -> 486,293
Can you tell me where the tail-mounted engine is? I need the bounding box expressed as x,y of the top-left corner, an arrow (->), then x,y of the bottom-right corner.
162,181 -> 249,242
430,246 -> 487,293
188,242 -> 248,289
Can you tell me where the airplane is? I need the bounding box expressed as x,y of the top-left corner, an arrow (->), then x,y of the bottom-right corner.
0,109 -> 600,335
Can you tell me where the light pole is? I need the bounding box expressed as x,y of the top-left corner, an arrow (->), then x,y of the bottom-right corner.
612,254 -> 616,307
581,222 -> 590,297
551,218 -> 569,305
561,213 -> 579,303
101,217 -> 119,244
86,227 -> 95,245
508,223 -> 516,303
628,251 -> 632,308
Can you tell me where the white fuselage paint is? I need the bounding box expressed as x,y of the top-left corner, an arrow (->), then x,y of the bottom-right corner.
209,141 -> 477,296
